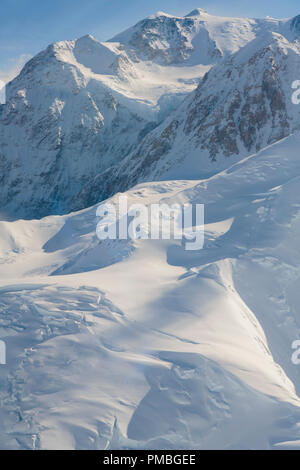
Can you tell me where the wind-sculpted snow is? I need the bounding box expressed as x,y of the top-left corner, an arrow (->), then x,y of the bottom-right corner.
0,284 -> 125,449
2,131 -> 300,448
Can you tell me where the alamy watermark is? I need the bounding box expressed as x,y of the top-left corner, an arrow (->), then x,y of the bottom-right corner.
0,340 -> 6,365
291,81 -> 300,104
0,80 -> 6,105
96,196 -> 204,251
291,340 -> 300,365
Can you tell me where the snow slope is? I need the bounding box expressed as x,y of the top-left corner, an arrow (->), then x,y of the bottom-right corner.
2,131 -> 300,448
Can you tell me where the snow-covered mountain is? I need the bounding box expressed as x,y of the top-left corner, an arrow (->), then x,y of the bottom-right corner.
76,27 -> 300,208
2,9 -> 300,219
2,8 -> 300,450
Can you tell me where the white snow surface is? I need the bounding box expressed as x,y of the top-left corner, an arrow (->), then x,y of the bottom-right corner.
2,132 -> 300,448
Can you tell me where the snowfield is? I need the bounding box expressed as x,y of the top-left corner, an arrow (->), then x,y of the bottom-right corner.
2,132 -> 300,448
2,8 -> 300,450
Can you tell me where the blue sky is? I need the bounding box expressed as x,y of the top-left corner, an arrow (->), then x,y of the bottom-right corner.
1,0 -> 300,82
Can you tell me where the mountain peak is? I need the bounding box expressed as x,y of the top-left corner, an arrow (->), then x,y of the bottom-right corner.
185,8 -> 209,17
77,34 -> 98,43
149,11 -> 176,19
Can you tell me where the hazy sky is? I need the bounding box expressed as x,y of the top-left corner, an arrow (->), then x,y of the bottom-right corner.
1,0 -> 300,82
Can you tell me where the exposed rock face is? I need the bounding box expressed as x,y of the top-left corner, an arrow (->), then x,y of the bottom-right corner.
109,9 -> 280,65
112,14 -> 222,65
183,34 -> 292,159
